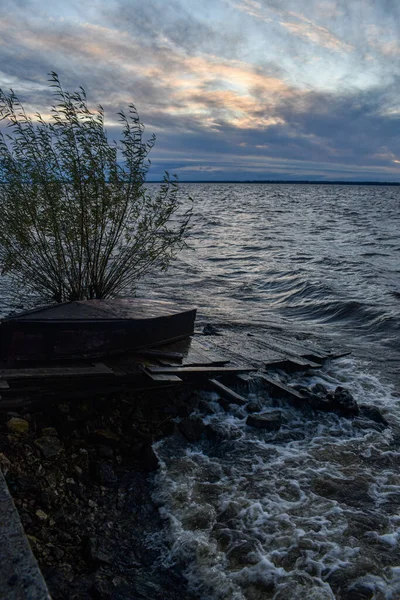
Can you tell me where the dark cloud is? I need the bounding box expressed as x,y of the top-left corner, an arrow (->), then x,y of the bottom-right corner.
1,0 -> 400,180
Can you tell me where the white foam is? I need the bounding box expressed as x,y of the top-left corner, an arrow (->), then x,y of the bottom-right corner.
152,358 -> 400,598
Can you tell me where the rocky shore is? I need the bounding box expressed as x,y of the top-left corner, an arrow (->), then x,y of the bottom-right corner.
0,387 -> 202,600
0,345 -> 394,600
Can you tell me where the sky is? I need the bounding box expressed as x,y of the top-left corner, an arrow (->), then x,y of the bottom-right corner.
1,0 -> 400,181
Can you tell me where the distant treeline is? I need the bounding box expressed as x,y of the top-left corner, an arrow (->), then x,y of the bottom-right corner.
148,180 -> 400,186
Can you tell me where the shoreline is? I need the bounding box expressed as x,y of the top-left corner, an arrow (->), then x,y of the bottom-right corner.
0,386 -> 201,600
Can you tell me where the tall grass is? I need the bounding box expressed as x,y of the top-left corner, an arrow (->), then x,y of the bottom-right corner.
0,73 -> 192,303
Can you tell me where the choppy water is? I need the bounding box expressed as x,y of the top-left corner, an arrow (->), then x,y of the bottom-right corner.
1,183 -> 399,599
140,184 -> 400,599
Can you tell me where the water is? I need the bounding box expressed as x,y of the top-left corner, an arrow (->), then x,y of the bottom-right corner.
1,183 -> 400,598
140,184 -> 400,599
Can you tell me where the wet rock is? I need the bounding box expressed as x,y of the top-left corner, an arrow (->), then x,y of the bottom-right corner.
326,562 -> 379,599
312,475 -> 374,508
139,442 -> 159,472
352,417 -> 386,433
227,539 -> 259,567
334,386 -> 359,416
344,582 -> 374,600
205,423 -> 241,443
359,405 -> 389,427
217,501 -> 242,524
246,412 -> 282,431
203,324 -> 220,336
197,399 -> 216,415
178,416 -> 206,442
6,417 -> 29,434
86,538 -> 113,564
35,435 -> 63,458
307,385 -> 359,416
246,402 -> 262,413
182,504 -> 216,530
344,510 -> 389,537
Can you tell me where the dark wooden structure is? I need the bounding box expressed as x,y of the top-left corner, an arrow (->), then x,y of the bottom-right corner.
0,323 -> 349,409
0,299 -> 197,364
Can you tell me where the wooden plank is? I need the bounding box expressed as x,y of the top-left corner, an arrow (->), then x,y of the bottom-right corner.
137,349 -> 184,360
145,373 -> 182,382
200,332 -> 286,368
265,357 -> 321,370
208,379 -> 247,406
0,362 -> 114,380
146,365 -> 256,375
184,338 -> 230,366
257,373 -> 306,401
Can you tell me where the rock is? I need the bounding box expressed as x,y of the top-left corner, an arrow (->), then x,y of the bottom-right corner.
86,537 -> 113,564
206,423 -> 241,443
0,452 -> 11,474
91,462 -> 117,487
35,509 -> 48,521
48,545 -> 65,561
6,417 -> 29,434
246,412 -> 282,431
182,504 -> 216,530
352,417 -> 386,433
312,475 -> 374,508
334,386 -> 359,416
306,385 -> 359,417
344,583 -> 374,599
35,435 -> 63,458
90,575 -> 114,600
97,445 -> 114,459
141,443 -> 159,472
359,405 -> 389,427
246,402 -> 262,413
203,324 -> 220,335
178,417 -> 206,442
93,429 -> 120,445
41,427 -> 58,437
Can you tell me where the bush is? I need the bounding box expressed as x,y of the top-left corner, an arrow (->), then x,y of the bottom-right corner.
0,73 -> 192,303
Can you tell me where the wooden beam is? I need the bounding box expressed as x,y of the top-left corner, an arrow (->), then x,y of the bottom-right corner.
208,379 -> 247,406
137,349 -> 184,361
0,363 -> 114,380
146,366 -> 256,375
257,373 -> 306,401
145,373 -> 182,383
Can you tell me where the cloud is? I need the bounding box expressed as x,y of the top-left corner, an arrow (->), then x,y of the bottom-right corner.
0,0 -> 400,180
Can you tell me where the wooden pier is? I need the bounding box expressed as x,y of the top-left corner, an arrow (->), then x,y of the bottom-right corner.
0,326 -> 348,409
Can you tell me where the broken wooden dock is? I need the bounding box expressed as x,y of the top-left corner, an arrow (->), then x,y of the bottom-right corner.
0,327 -> 349,409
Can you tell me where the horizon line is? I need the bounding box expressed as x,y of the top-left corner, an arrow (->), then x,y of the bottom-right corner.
147,179 -> 400,185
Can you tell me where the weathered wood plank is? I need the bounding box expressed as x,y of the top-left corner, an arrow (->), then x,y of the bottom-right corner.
147,365 -> 256,375
137,349 -> 184,361
208,379 -> 247,406
145,373 -> 183,382
257,373 -> 306,401
0,362 -> 114,380
265,357 -> 321,370
184,338 -> 230,366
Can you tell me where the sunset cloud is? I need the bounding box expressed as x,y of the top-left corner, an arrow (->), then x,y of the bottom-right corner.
0,0 -> 399,180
